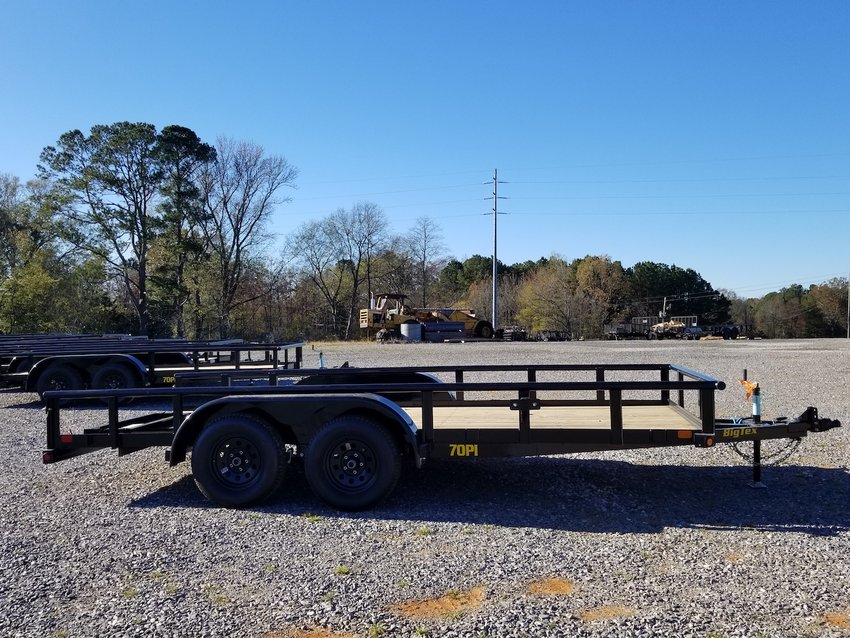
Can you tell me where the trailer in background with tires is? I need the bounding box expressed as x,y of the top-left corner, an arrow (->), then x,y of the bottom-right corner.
0,334 -> 303,398
41,362 -> 840,511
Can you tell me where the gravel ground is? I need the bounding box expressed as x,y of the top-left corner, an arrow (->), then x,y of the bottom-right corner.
2,339 -> 849,638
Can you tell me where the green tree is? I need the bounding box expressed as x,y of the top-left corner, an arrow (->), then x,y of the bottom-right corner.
804,279 -> 848,337
153,125 -> 216,336
39,122 -> 163,334
433,259 -> 467,303
0,174 -> 21,279
516,256 -> 579,336
574,255 -> 625,337
724,289 -> 757,332
624,261 -> 729,323
0,254 -> 57,332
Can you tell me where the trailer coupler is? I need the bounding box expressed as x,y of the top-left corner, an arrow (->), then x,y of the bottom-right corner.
800,406 -> 841,433
693,406 -> 840,448
692,406 -> 840,485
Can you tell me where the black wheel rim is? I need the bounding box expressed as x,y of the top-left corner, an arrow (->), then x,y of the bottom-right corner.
100,373 -> 128,389
48,374 -> 73,391
212,437 -> 261,489
323,438 -> 377,493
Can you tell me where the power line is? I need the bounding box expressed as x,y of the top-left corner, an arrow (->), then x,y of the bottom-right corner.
505,208 -> 850,218
292,182 -> 484,201
510,191 -> 850,201
501,152 -> 850,172
509,174 -> 850,186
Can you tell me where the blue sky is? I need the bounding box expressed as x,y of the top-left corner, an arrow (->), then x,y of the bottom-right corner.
2,1 -> 848,297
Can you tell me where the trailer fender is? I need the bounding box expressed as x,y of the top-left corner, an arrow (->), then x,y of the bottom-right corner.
295,370 -> 454,403
7,355 -> 38,374
168,393 -> 420,467
26,353 -> 147,391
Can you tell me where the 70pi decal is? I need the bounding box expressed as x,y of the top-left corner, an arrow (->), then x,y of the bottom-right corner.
449,444 -> 479,457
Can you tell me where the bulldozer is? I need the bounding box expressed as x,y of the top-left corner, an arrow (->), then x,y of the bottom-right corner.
359,293 -> 495,342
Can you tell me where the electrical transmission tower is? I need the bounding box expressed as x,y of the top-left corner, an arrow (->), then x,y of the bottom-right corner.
490,169 -> 507,329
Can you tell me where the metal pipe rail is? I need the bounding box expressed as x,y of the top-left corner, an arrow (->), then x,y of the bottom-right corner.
44,363 -> 725,461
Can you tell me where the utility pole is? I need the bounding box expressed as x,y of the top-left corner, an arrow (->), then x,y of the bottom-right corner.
491,169 -> 506,329
846,272 -> 849,339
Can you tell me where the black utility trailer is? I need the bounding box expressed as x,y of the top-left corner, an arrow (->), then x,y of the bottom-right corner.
42,363 -> 840,511
0,334 -> 303,397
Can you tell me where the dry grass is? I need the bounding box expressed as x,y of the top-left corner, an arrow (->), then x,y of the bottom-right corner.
724,552 -> 744,562
579,605 -> 636,622
527,577 -> 576,596
389,585 -> 487,619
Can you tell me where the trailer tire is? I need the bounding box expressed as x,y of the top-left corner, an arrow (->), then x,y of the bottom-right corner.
305,416 -> 401,511
191,415 -> 287,508
92,363 -> 137,391
475,321 -> 494,339
36,364 -> 83,398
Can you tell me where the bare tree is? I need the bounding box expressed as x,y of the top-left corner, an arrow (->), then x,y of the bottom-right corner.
407,216 -> 446,307
198,138 -> 297,337
289,219 -> 347,337
327,202 -> 387,338
289,202 -> 387,339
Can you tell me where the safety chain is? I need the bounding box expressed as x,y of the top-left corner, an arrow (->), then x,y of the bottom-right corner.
727,438 -> 802,465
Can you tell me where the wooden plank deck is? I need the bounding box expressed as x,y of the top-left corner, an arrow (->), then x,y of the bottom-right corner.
402,404 -> 699,431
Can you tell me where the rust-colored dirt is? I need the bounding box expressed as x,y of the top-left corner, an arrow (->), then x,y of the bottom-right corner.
527,577 -> 576,595
389,585 -> 487,619
822,612 -> 850,629
579,605 -> 636,622
264,629 -> 357,638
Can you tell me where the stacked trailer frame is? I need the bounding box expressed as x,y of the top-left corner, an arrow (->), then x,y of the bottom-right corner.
0,335 -> 303,395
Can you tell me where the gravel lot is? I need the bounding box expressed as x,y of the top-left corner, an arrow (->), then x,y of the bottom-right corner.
2,339 -> 849,638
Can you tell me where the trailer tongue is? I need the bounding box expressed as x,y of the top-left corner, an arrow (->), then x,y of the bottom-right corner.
42,363 -> 840,511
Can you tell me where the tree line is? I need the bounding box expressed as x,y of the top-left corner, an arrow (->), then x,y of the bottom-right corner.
1,121 -> 847,340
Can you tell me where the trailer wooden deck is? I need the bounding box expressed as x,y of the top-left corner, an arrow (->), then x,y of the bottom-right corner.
403,404 -> 700,431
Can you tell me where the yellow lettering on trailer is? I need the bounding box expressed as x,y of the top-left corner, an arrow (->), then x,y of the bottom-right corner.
449,444 -> 479,457
721,427 -> 757,439
162,376 -> 176,384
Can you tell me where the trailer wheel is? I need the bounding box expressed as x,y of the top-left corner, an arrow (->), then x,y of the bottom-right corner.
305,416 -> 401,511
36,364 -> 83,398
475,321 -> 494,339
191,415 -> 287,508
92,363 -> 136,391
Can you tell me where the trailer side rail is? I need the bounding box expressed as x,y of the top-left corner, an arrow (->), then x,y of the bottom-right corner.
44,363 -> 723,461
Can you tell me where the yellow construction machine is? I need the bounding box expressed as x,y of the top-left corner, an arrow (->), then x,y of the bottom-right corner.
359,293 -> 494,342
